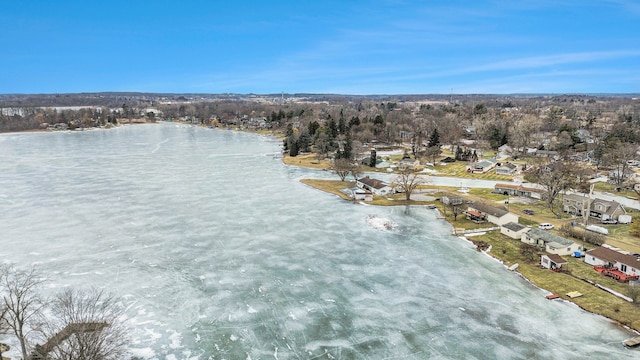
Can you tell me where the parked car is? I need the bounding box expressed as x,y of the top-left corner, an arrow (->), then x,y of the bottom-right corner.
523,209 -> 535,215
538,223 -> 554,230
601,219 -> 618,224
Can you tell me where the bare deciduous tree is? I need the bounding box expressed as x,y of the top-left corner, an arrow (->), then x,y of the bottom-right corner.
536,161 -> 576,218
393,168 -> 427,201
1,265 -> 46,360
333,158 -> 354,181
42,288 -> 129,360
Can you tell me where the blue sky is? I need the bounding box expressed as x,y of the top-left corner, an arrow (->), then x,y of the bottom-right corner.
1,1 -> 639,94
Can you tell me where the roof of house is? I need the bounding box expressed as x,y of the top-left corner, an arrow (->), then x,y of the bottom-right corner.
357,176 -> 390,190
591,198 -> 625,216
564,194 -> 625,216
502,222 -> 527,232
476,159 -> 497,168
466,210 -> 485,218
543,253 -> 568,264
526,228 -> 575,247
586,247 -> 640,267
501,163 -> 518,170
494,183 -> 544,193
470,201 -> 510,218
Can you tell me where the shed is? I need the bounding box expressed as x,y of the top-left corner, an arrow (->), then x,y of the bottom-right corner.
541,254 -> 568,270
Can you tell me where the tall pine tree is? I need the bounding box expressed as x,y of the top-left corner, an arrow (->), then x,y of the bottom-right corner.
428,128 -> 440,148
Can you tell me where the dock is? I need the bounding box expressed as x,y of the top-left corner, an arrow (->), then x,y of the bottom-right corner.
623,336 -> 640,348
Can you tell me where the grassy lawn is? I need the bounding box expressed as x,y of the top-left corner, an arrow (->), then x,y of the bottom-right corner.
476,231 -> 640,331
430,161 -> 515,181
300,179 -> 435,206
283,153 -> 332,170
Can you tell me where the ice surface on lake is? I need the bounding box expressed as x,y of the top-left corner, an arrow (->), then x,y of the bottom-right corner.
365,214 -> 396,231
0,124 -> 636,359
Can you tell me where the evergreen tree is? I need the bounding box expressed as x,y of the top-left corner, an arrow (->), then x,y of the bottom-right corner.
455,145 -> 462,160
289,139 -> 299,157
428,128 -> 440,148
328,117 -> 338,138
342,131 -> 353,160
297,131 -> 311,152
373,115 -> 385,136
308,120 -> 320,137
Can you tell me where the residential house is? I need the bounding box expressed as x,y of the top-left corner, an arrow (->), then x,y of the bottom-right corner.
521,228 -> 582,256
493,183 -> 544,199
541,254 -> 568,271
467,201 -> 519,226
501,222 -> 530,239
534,149 -> 559,159
563,194 -> 626,222
576,129 -> 594,144
495,163 -> 518,176
584,247 -> 640,276
356,176 -> 393,196
247,116 -> 269,129
466,158 -> 498,173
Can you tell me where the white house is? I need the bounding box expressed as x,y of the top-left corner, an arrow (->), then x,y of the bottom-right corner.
356,176 -> 393,196
521,228 -> 582,256
584,247 -> 640,276
466,158 -> 498,173
541,254 -> 568,270
495,163 -> 518,176
468,201 -> 519,226
501,222 -> 530,239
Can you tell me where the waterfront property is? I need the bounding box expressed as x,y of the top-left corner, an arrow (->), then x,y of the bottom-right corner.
541,254 -> 569,271
563,194 -> 626,222
584,247 -> 640,277
521,228 -> 582,256
501,222 -> 530,239
352,188 -> 373,201
356,176 -> 393,196
467,201 -> 519,226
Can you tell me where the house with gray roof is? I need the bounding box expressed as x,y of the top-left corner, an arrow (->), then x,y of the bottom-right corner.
501,222 -> 530,239
468,201 -> 519,226
494,183 -> 544,199
495,162 -> 518,176
563,194 -> 626,222
521,228 -> 582,256
466,158 -> 498,173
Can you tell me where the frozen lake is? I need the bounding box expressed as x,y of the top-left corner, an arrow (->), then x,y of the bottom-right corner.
0,123 -> 636,359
